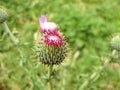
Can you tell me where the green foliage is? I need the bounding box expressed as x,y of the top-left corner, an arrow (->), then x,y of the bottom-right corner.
0,0 -> 120,90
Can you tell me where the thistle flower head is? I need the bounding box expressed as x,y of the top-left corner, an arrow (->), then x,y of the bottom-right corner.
0,8 -> 8,23
36,15 -> 68,65
44,33 -> 63,46
36,33 -> 68,65
39,16 -> 58,34
111,35 -> 120,51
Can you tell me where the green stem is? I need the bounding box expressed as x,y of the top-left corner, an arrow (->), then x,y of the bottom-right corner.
79,58 -> 111,90
2,22 -> 18,45
48,65 -> 53,90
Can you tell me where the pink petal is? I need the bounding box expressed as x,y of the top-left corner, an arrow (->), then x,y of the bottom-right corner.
39,15 -> 47,26
44,33 -> 63,46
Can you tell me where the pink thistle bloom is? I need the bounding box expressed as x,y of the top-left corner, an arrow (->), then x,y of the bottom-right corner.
44,33 -> 63,46
39,16 -> 58,34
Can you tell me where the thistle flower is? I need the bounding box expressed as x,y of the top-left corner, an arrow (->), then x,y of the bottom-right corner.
36,33 -> 68,65
36,16 -> 68,65
111,35 -> 120,51
0,8 -> 8,23
39,16 -> 58,34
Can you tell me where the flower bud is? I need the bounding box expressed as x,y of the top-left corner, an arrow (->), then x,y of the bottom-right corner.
111,35 -> 120,51
0,8 -> 8,23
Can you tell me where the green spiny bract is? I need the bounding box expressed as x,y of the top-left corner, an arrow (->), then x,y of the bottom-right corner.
111,35 -> 120,51
36,33 -> 68,65
0,8 -> 8,23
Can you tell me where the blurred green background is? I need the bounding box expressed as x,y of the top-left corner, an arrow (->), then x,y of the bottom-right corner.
0,0 -> 120,90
